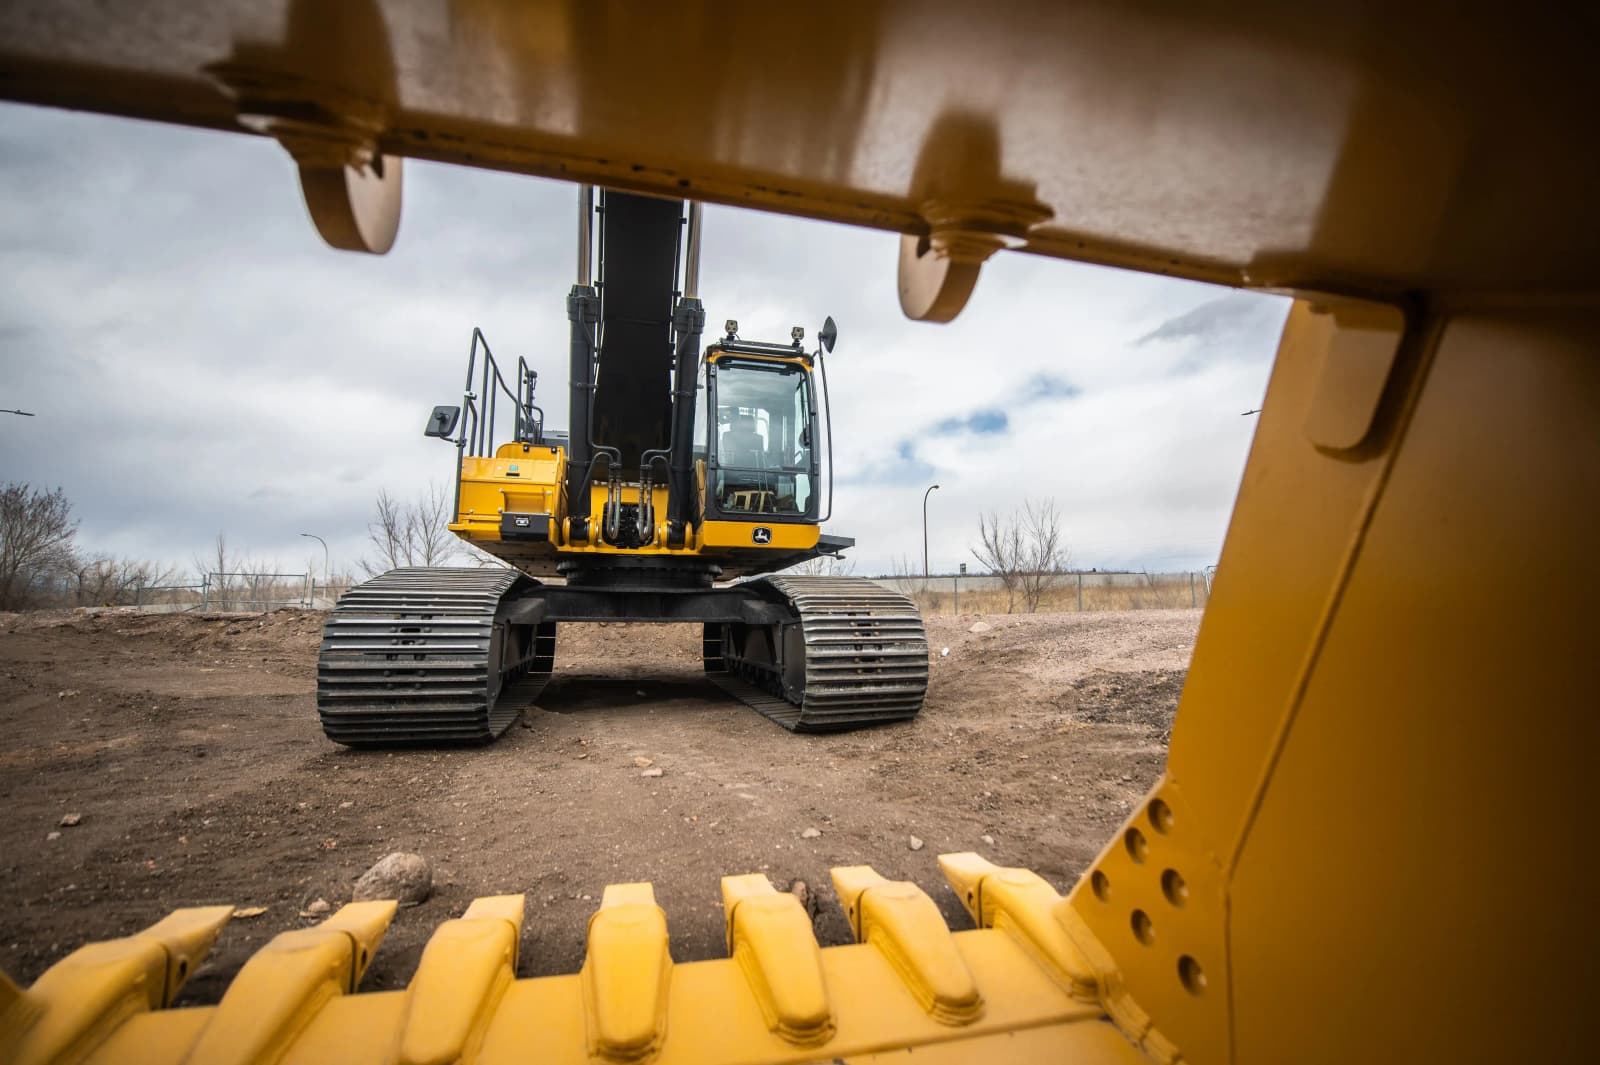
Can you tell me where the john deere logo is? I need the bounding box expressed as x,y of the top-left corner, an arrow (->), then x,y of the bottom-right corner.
752,527 -> 773,545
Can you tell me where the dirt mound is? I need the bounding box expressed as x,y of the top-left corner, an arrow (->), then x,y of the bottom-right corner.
0,607 -> 325,656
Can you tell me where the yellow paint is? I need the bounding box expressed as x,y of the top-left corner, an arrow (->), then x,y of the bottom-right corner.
700,521 -> 818,550
707,349 -> 811,369
831,867 -> 984,1026
581,884 -> 671,1063
182,901 -> 395,1065
450,443 -> 821,567
0,906 -> 232,1065
6,872 -> 1122,1064
720,874 -> 833,1046
452,446 -> 564,542
396,895 -> 524,1065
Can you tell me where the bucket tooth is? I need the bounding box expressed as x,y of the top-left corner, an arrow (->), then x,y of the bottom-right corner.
938,853 -> 1099,999
398,895 -> 526,1065
0,906 -> 233,1065
581,884 -> 672,1063
183,901 -> 397,1065
831,866 -> 984,1026
720,874 -> 834,1046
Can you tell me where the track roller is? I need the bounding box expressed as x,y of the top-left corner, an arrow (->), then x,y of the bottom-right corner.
706,575 -> 928,731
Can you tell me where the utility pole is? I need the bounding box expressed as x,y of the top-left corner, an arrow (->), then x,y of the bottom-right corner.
922,484 -> 940,579
300,532 -> 329,605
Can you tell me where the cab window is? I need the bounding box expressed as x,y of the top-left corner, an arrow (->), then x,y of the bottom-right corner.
711,359 -> 814,517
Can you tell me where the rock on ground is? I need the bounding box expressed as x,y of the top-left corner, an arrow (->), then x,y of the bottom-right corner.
353,852 -> 433,906
789,880 -> 814,916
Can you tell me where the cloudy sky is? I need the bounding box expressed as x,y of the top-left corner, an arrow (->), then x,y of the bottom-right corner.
0,101 -> 1288,580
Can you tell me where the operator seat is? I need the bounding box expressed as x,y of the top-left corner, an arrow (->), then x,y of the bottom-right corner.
720,413 -> 770,510
722,412 -> 765,472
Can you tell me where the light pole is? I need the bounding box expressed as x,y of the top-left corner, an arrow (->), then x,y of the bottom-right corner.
299,532 -> 329,604
922,484 -> 940,579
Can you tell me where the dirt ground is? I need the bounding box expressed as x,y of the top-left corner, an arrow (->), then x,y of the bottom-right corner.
0,606 -> 1197,1001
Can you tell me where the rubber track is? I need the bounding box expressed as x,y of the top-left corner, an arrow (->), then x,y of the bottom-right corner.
711,575 -> 928,732
316,568 -> 548,746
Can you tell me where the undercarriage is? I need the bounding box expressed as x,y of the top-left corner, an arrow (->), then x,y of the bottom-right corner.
316,567 -> 927,745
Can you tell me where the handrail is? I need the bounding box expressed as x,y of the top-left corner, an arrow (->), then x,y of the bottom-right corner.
460,328 -> 540,458
452,327 -> 546,520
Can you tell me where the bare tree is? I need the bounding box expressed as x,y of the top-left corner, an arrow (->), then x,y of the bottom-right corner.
1015,499 -> 1072,612
972,511 -> 1026,612
364,484 -> 460,575
194,532 -> 237,610
0,482 -> 79,610
972,498 -> 1073,613
241,556 -> 287,608
413,484 -> 458,566
69,556 -> 178,606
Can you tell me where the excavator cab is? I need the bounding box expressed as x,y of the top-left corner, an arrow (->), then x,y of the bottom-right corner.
705,339 -> 821,519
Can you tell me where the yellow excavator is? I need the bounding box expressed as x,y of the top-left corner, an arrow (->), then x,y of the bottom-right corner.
315,188 -> 927,745
0,4 -> 1588,1064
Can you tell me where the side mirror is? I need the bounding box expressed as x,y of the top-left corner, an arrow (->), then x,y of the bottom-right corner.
818,315 -> 838,354
424,405 -> 460,439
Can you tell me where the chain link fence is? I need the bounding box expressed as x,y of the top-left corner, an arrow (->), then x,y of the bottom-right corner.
873,570 -> 1215,615
98,574 -> 355,613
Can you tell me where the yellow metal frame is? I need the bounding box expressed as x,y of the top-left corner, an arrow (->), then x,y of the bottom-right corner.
449,441 -> 821,560
450,350 -> 826,568
451,446 -> 565,543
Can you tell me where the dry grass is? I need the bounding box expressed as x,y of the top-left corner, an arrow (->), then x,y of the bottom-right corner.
910,575 -> 1207,615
